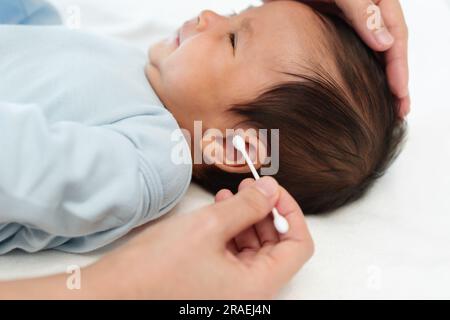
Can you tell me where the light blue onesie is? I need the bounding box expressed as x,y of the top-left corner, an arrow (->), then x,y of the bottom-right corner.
0,1 -> 192,254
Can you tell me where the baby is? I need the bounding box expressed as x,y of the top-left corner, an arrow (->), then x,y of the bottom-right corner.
148,1 -> 406,213
0,0 -> 405,253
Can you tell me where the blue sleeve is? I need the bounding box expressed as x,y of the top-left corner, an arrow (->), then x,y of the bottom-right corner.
0,101 -> 174,254
0,0 -> 62,25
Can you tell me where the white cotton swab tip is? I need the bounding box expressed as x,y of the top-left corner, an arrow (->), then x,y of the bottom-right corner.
232,135 -> 289,234
232,135 -> 247,153
272,208 -> 290,234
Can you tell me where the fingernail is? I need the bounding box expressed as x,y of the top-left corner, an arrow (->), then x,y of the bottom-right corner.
375,28 -> 394,47
255,177 -> 279,197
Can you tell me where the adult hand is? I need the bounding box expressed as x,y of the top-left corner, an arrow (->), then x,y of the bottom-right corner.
0,177 -> 314,299
265,0 -> 410,118
88,177 -> 314,299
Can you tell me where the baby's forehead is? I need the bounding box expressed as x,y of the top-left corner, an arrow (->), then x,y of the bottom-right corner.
241,1 -> 326,37
241,2 -> 330,75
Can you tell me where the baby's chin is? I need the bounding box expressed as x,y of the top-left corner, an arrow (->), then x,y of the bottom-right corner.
148,35 -> 179,68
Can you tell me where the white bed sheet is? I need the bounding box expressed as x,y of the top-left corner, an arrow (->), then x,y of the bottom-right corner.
0,0 -> 449,299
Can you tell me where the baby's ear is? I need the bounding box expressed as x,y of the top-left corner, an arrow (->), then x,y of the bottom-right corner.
201,128 -> 268,174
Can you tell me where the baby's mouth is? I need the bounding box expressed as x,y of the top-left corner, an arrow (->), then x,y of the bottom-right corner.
170,28 -> 180,49
175,30 -> 181,47
177,17 -> 193,47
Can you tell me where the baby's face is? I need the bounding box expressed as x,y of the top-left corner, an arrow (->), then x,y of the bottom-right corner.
146,1 -> 323,135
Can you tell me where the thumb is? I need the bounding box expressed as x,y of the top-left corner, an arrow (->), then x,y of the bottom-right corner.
204,177 -> 280,242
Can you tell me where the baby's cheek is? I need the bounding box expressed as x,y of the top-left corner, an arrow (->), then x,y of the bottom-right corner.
162,65 -> 203,109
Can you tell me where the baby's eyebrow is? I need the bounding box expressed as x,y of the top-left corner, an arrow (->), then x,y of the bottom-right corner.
239,18 -> 254,50
228,5 -> 256,53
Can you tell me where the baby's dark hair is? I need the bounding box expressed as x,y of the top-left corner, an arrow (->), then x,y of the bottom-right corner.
194,11 -> 406,214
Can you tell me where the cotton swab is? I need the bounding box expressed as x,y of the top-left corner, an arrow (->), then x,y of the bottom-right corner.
232,135 -> 289,234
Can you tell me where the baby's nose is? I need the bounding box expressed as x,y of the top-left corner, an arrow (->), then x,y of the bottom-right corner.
197,10 -> 225,31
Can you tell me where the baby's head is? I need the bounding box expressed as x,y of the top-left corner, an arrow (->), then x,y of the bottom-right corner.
146,1 -> 406,214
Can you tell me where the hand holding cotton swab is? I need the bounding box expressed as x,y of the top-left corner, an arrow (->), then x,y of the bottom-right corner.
232,135 -> 289,234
